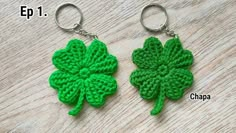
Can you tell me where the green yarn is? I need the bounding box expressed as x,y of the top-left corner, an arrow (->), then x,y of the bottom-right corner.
130,36 -> 194,115
49,39 -> 118,116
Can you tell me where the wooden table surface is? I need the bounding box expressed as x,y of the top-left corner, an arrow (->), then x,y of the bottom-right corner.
0,0 -> 235,132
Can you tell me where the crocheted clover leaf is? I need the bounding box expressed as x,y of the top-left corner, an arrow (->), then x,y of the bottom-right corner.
130,37 -> 194,115
49,39 -> 118,116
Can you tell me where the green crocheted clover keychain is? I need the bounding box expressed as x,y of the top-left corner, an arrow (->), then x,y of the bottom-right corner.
130,4 -> 194,115
49,3 -> 118,116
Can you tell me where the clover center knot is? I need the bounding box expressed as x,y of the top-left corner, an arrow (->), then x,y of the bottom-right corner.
79,68 -> 90,79
157,65 -> 169,76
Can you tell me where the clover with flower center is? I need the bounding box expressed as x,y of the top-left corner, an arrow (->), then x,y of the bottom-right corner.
130,37 -> 194,115
49,39 -> 118,116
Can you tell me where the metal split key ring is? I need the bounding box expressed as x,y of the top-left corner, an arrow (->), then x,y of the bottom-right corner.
55,3 -> 98,39
140,3 -> 177,37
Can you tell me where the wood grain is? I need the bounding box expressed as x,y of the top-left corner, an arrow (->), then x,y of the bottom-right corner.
0,0 -> 235,132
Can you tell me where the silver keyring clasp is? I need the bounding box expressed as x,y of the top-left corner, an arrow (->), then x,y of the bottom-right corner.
55,3 -> 98,39
140,3 -> 176,37
55,3 -> 83,31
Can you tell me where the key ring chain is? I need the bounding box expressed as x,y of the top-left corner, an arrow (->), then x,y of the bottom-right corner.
55,3 -> 98,39
140,3 -> 177,37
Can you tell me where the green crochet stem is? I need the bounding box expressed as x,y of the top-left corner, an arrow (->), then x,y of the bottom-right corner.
151,87 -> 165,115
49,39 -> 118,116
130,36 -> 194,115
68,88 -> 85,116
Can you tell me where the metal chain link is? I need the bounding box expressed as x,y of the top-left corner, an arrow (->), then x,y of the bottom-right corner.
74,28 -> 98,39
161,24 -> 177,37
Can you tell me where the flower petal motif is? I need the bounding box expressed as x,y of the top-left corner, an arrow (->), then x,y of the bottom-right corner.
89,55 -> 118,75
52,39 -> 86,74
162,37 -> 193,69
49,39 -> 117,116
139,78 -> 160,100
169,50 -> 193,69
130,69 -> 158,88
85,74 -> 117,107
132,37 -> 163,69
49,70 -> 78,90
130,69 -> 160,100
165,68 -> 193,100
84,39 -> 108,66
49,70 -> 82,104
130,36 -> 194,115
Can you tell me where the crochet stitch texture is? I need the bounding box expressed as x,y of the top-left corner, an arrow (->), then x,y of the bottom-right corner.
130,36 -> 194,115
49,39 -> 118,116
